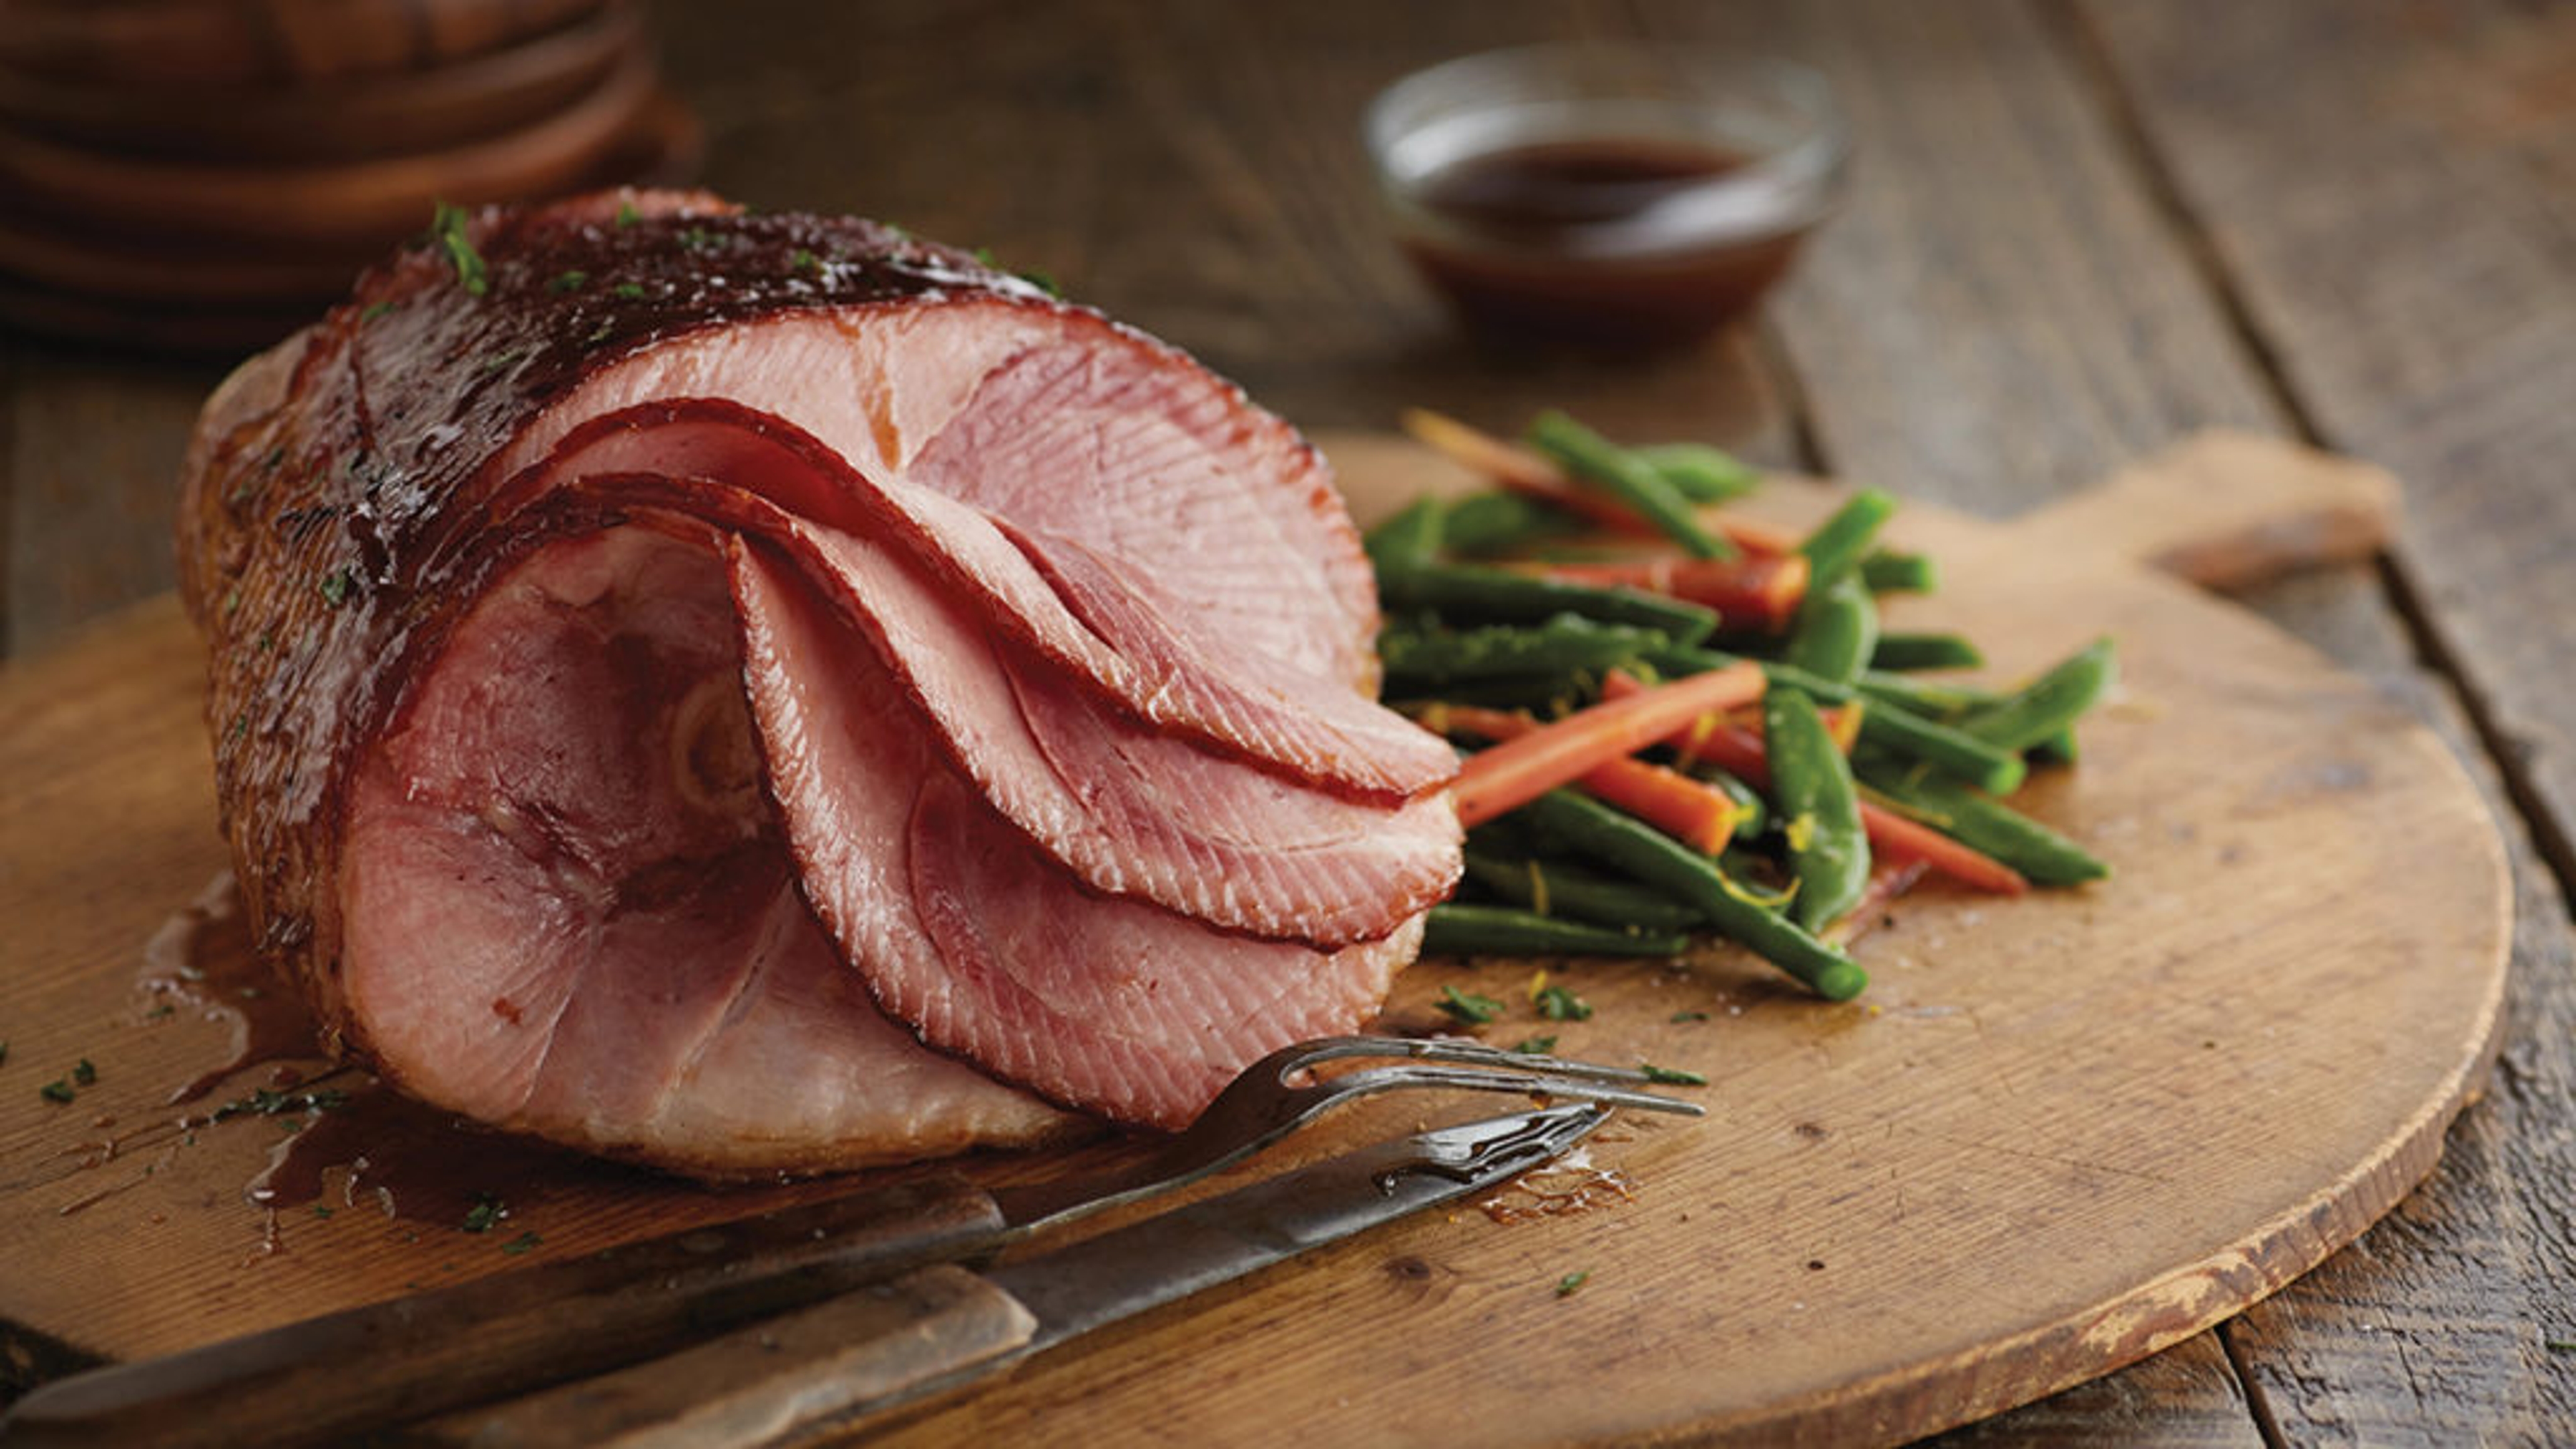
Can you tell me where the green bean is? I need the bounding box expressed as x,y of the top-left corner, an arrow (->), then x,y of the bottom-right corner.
1783,572 -> 1879,682
1854,669 -> 1989,718
1525,409 -> 1732,559
1764,688 -> 1871,932
1422,902 -> 1690,959
1459,850 -> 1706,932
1379,615 -> 1664,690
1856,759 -> 2110,886
1520,790 -> 1869,1000
1631,443 -> 1760,504
1361,495 -> 1444,579
1693,766 -> 1768,839
1959,638 -> 2117,751
1642,644 -> 2027,794
1441,490 -> 1580,557
1860,549 -> 1939,593
1796,487 -> 1898,588
1856,702 -> 2025,794
1379,563 -> 1717,643
1870,631 -> 1986,672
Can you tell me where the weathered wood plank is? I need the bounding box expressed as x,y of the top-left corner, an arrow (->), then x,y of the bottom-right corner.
1686,0 -> 2284,513
2081,1 -> 2576,1438
0,348 -> 219,660
645,0 -> 1798,455
2186,564 -> 2576,1444
2082,0 -> 2576,878
1927,1332 -> 2261,1448
1625,1 -> 2566,1442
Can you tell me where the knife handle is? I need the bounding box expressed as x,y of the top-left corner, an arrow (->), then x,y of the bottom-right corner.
401,1263 -> 1038,1448
0,1172 -> 1007,1449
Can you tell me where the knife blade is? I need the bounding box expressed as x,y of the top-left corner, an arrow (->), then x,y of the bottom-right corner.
394,1103 -> 1613,1448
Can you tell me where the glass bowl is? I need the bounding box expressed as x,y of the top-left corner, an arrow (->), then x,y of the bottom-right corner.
1364,42 -> 1849,346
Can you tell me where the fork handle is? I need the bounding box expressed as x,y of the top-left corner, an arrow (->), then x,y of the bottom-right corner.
0,1173 -> 1007,1449
400,1263 -> 1038,1448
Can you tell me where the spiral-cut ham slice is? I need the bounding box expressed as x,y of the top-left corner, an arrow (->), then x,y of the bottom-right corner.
174,191 -> 1458,1177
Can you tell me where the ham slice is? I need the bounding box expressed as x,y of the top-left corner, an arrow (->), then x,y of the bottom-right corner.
174,191 -> 1458,1177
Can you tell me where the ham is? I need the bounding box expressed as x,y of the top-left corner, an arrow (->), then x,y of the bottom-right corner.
174,191 -> 1459,1177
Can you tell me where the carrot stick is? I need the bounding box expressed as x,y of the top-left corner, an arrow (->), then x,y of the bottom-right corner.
1448,663 -> 1766,828
1525,553 -> 1811,631
1433,705 -> 1741,853
1600,671 -> 2030,895
1400,409 -> 1663,538
1716,517 -> 1800,555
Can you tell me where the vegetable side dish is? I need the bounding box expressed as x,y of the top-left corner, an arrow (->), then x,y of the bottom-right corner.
1372,409 -> 2114,1000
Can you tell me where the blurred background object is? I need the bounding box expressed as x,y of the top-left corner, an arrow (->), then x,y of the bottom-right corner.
0,0 -> 697,352
1366,42 -> 1847,348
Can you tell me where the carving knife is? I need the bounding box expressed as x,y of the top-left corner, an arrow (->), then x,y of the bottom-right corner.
388,1102 -> 1614,1447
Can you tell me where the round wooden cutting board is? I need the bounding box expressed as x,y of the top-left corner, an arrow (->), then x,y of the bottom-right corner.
0,431 -> 2506,1445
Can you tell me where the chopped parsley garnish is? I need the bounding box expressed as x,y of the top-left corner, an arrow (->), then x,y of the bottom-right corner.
1639,1063 -> 1707,1087
72,1058 -> 96,1086
146,1003 -> 176,1020
1554,1270 -> 1590,1297
500,1231 -> 543,1256
1534,985 -> 1593,1022
429,202 -> 488,297
312,1204 -> 335,1220
1436,984 -> 1503,1025
1670,1010 -> 1711,1023
547,270 -> 590,294
678,226 -> 721,252
971,246 -> 1062,297
614,201 -> 641,228
612,282 -> 648,301
1511,1036 -> 1558,1056
790,248 -> 822,275
318,568 -> 356,608
462,1195 -> 508,1234
361,300 -> 398,322
40,1079 -> 74,1105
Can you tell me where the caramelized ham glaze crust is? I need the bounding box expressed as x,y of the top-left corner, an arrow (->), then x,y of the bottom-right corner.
176,191 -> 1457,1177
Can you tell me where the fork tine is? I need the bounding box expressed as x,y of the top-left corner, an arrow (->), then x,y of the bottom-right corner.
1277,1033 -> 1696,1086
1316,1061 -> 1704,1117
989,1033 -> 1703,1233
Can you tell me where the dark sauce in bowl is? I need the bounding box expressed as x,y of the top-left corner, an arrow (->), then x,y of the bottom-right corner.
1368,46 -> 1847,347
1400,136 -> 1809,345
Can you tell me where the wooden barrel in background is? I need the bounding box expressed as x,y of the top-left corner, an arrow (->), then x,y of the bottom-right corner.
0,0 -> 698,354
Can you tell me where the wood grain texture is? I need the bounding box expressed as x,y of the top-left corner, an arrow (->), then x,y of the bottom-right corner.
0,350 -> 219,659
2081,0 -> 2576,875
1658,0 -> 2285,515
0,442 -> 2509,1446
0,1 -> 2565,1439
646,0 -> 1798,457
2078,2 -> 2576,1438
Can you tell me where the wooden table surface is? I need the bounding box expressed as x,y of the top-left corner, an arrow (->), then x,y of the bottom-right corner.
2,1 -> 2568,1442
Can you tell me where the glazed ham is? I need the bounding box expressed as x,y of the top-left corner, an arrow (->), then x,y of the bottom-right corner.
176,191 -> 1458,1178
